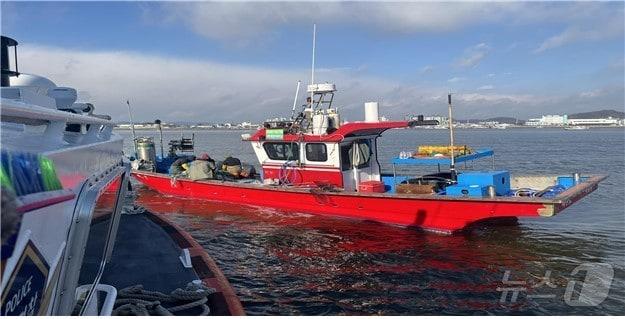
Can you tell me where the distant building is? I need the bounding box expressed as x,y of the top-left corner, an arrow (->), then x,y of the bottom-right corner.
417,115 -> 448,126
525,115 -> 567,126
240,121 -> 254,128
567,117 -> 619,126
525,114 -> 622,127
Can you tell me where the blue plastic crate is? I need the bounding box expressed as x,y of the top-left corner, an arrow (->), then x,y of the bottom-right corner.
457,171 -> 510,196
445,184 -> 488,197
557,176 -> 588,189
381,175 -> 409,193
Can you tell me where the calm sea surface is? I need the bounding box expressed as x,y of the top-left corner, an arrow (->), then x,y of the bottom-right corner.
118,128 -> 624,315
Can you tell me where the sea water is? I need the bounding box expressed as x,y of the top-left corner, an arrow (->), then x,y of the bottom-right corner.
119,128 -> 624,315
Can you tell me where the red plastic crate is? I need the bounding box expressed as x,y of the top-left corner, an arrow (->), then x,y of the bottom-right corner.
358,180 -> 386,193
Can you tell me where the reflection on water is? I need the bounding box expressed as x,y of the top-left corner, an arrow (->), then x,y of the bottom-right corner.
123,128 -> 624,315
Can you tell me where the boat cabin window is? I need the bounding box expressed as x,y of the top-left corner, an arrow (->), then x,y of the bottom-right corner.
341,139 -> 372,171
305,143 -> 328,162
263,142 -> 300,161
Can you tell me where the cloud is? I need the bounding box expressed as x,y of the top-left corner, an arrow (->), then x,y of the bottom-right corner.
153,2 -> 623,47
477,85 -> 495,90
15,45 -> 623,121
447,77 -> 465,83
158,2 -> 513,44
533,6 -> 624,53
419,65 -> 434,75
455,43 -> 491,68
459,93 -> 536,104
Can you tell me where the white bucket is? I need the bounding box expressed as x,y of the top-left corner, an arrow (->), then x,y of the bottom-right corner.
364,102 -> 379,122
312,113 -> 329,135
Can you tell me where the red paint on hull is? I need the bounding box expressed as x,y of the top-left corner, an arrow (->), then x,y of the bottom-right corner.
262,166 -> 344,187
131,171 -> 583,233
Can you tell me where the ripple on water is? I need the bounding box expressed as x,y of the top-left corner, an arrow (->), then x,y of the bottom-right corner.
126,128 -> 624,315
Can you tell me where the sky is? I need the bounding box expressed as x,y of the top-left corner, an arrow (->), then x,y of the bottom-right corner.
1,1 -> 624,123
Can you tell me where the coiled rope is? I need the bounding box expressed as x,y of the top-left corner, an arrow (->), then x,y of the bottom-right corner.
111,281 -> 216,316
121,204 -> 146,215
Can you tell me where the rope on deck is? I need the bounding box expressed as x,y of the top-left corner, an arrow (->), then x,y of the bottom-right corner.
111,281 -> 216,316
121,204 -> 146,215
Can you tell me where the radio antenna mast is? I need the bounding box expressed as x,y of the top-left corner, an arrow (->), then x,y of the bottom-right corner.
310,24 -> 316,104
126,99 -> 138,157
447,92 -> 457,181
291,80 -> 301,119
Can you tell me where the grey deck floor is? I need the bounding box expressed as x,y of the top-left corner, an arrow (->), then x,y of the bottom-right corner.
81,213 -> 198,293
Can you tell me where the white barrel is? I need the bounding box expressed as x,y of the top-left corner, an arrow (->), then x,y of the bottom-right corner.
312,113 -> 329,135
364,102 -> 379,122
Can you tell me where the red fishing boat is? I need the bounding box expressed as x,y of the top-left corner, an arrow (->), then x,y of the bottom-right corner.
131,82 -> 606,234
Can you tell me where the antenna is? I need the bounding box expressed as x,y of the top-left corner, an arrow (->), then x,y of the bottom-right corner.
291,80 -> 301,119
126,99 -> 138,157
310,23 -> 316,103
447,92 -> 457,181
155,119 -> 164,159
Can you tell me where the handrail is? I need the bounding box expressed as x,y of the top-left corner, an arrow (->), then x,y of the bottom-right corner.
1,98 -> 114,126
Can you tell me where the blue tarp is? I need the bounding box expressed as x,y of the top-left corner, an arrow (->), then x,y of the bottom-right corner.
391,148 -> 494,166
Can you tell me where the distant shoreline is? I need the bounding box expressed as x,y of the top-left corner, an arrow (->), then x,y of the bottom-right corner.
113,125 -> 624,131
114,127 -> 257,131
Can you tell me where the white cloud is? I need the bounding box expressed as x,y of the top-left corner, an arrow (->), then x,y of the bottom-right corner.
448,77 -> 465,83
158,2 -> 515,44
419,65 -> 434,75
533,7 -> 624,53
477,85 -> 495,90
154,2 -> 623,48
456,43 -> 491,68
459,93 -> 536,104
579,88 -> 614,98
15,45 -> 623,121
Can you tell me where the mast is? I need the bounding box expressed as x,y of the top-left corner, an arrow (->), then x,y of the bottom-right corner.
126,99 -> 138,157
291,80 -> 301,120
310,23 -> 316,105
155,119 -> 164,159
448,93 -> 457,180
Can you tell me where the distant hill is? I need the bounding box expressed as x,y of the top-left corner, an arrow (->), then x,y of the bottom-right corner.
568,109 -> 624,119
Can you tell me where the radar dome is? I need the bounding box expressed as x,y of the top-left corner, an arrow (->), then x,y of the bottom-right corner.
10,73 -> 57,90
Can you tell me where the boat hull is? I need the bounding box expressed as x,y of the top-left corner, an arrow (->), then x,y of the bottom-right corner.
132,171 -> 604,233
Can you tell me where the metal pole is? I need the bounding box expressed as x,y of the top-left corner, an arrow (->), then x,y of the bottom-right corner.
448,93 -> 456,180
291,80 -> 301,120
310,24 -> 316,104
155,119 -> 164,159
126,100 -> 137,157
393,163 -> 397,187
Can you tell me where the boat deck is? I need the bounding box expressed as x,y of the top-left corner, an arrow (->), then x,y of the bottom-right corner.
79,211 -> 244,315
98,213 -> 198,292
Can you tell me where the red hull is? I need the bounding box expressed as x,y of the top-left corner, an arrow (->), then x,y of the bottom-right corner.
132,171 -> 604,233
